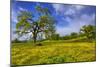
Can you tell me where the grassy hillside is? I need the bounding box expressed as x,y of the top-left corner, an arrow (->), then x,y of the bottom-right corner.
11,41 -> 96,66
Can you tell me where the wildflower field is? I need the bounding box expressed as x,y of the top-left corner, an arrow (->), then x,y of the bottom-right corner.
11,41 -> 96,66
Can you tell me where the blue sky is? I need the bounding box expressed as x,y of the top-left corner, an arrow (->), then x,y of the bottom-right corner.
11,1 -> 96,40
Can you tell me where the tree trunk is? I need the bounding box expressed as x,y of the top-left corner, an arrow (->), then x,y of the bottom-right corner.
33,35 -> 36,43
32,32 -> 37,45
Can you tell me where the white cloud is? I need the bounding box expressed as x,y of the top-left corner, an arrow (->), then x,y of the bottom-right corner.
11,10 -> 18,23
64,5 -> 85,16
52,4 -> 62,12
19,33 -> 32,41
11,33 -> 18,40
52,4 -> 95,36
64,8 -> 76,16
19,7 -> 27,11
56,26 -> 79,36
56,13 -> 96,36
78,13 -> 96,26
11,7 -> 27,23
73,5 -> 85,10
52,4 -> 85,16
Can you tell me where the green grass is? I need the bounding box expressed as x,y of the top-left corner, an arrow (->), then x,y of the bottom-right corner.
11,41 -> 96,66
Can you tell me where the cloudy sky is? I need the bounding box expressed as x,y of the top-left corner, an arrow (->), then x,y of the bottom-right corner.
11,1 -> 96,40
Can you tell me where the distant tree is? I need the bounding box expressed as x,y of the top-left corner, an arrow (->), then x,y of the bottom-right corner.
12,38 -> 27,43
12,38 -> 20,43
16,6 -> 56,44
78,31 -> 85,37
80,25 -> 96,40
51,34 -> 60,40
60,35 -> 70,40
70,32 -> 78,38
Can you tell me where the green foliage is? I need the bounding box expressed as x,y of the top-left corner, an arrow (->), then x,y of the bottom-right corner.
35,6 -> 51,15
50,34 -> 60,40
70,32 -> 78,38
56,25 -> 96,41
16,11 -> 32,36
12,38 -> 20,43
80,25 -> 96,40
16,6 -> 56,43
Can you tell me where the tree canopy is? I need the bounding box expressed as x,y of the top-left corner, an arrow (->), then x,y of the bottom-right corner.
16,6 -> 56,43
80,25 -> 96,40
